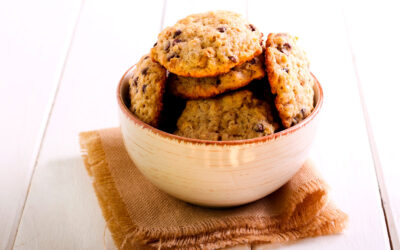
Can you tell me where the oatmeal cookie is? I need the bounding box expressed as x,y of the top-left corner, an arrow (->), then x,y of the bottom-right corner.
265,33 -> 314,128
168,55 -> 265,99
151,11 -> 263,77
175,90 -> 279,141
129,54 -> 166,127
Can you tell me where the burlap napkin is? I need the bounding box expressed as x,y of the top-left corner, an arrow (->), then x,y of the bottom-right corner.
79,128 -> 347,249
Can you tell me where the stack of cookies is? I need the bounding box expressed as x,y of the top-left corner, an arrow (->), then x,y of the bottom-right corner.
128,11 -> 315,141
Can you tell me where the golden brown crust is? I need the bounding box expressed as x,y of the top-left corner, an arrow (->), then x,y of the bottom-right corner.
265,33 -> 314,128
168,55 -> 265,99
129,54 -> 166,127
151,11 -> 263,77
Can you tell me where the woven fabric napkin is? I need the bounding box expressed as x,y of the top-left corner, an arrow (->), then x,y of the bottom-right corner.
79,128 -> 347,249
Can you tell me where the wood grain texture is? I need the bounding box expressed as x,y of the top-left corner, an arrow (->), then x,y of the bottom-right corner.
12,0 -> 164,249
248,0 -> 390,249
344,0 -> 400,248
0,0 -> 82,249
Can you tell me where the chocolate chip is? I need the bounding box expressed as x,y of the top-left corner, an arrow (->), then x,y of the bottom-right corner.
254,123 -> 264,132
283,43 -> 292,51
278,43 -> 292,54
173,29 -> 182,38
133,77 -> 139,86
248,24 -> 256,32
249,58 -> 256,64
228,56 -> 237,63
216,79 -> 221,85
142,84 -> 147,93
167,53 -> 179,61
217,27 -> 226,33
141,67 -> 149,75
301,108 -> 306,116
172,39 -> 182,46
164,41 -> 170,51
153,42 -> 157,47
283,67 -> 289,73
144,56 -> 149,60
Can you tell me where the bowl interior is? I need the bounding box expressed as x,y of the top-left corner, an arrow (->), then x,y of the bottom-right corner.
117,66 -> 323,144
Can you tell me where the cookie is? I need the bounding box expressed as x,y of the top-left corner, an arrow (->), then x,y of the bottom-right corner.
175,90 -> 279,141
129,54 -> 166,127
151,11 -> 263,77
265,33 -> 314,128
168,55 -> 265,99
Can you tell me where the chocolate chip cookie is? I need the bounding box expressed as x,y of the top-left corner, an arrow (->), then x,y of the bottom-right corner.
168,55 -> 265,99
129,54 -> 166,127
175,90 -> 279,141
265,33 -> 314,128
151,11 -> 263,77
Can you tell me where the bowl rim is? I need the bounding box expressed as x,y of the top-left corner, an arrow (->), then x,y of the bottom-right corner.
117,65 -> 324,146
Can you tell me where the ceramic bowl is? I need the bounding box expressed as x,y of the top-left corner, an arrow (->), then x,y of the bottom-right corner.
117,65 -> 323,207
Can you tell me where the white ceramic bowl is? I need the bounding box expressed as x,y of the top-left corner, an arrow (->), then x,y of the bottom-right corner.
117,66 -> 323,207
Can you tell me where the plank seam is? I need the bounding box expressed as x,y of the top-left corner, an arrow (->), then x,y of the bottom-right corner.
159,0 -> 167,31
9,0 -> 86,249
342,7 -> 397,250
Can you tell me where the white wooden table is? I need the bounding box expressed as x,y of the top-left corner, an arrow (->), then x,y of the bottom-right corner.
1,0 -> 399,249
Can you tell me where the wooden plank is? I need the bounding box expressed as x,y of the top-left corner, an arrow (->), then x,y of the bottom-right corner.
344,0 -> 400,248
0,0 -> 82,249
12,0 -> 164,249
248,0 -> 391,249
